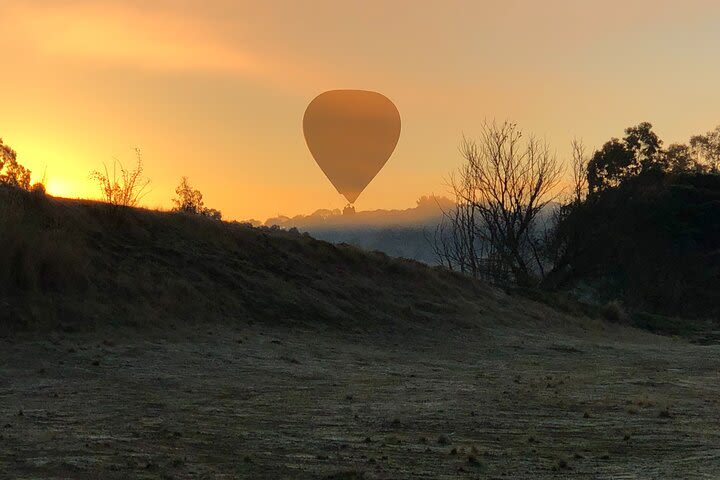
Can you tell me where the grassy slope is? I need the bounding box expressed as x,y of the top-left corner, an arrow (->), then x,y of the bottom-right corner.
0,186 -> 507,335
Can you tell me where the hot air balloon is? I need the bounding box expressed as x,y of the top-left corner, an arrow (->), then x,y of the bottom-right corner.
303,90 -> 401,206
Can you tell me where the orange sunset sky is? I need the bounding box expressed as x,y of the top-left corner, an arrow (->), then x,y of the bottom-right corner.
2,0 -> 720,221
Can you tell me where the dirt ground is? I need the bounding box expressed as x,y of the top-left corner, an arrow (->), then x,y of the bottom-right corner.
1,308 -> 719,479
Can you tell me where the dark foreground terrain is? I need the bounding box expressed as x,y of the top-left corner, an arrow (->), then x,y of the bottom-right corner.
1,188 -> 719,478
2,307 -> 719,479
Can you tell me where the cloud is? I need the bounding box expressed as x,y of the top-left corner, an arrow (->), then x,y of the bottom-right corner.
4,3 -> 258,74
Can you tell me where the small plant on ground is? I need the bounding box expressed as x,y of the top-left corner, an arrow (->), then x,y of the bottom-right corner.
467,454 -> 483,467
555,457 -> 571,470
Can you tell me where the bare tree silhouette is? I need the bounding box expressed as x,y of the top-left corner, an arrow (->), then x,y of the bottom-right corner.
434,121 -> 563,286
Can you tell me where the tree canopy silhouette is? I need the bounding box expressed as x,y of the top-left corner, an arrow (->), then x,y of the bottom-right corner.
546,121 -> 720,317
587,122 -> 665,193
172,176 -> 221,220
0,138 -> 32,190
690,125 -> 720,172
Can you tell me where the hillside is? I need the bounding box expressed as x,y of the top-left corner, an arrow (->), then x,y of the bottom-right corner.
0,186 -> 489,335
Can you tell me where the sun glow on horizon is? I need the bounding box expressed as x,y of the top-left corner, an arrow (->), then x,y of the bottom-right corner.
3,0 -> 720,220
44,177 -> 84,200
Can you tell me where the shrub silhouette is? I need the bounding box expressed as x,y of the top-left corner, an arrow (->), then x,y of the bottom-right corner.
172,176 -> 221,220
89,148 -> 150,207
0,138 -> 43,192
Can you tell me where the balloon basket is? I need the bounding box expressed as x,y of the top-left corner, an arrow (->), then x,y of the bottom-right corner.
343,203 -> 356,215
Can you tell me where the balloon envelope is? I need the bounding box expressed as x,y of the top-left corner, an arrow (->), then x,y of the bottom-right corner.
303,90 -> 401,204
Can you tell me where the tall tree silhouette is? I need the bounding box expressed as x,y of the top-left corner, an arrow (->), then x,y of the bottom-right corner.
0,138 -> 32,190
690,125 -> 720,172
587,122 -> 664,193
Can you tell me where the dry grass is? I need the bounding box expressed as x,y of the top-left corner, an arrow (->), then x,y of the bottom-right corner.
0,185 -> 494,336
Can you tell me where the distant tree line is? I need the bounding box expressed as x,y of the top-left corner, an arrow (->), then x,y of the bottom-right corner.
586,122 -> 719,194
